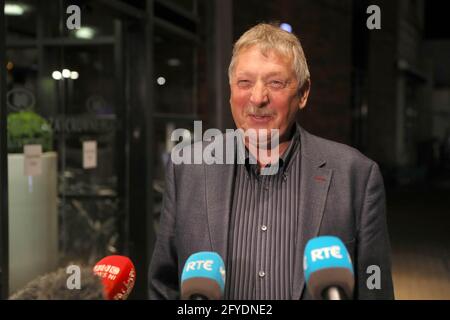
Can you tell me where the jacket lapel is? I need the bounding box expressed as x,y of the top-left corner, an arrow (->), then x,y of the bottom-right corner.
204,133 -> 236,266
292,126 -> 333,299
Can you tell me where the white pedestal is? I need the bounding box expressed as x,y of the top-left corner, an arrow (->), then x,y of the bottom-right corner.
8,152 -> 59,295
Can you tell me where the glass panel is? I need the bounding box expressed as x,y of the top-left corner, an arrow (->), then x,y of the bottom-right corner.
5,0 -> 124,295
4,0 -> 37,41
152,24 -> 206,225
165,0 -> 196,13
39,1 -> 114,39
43,44 -> 121,264
4,0 -> 207,299
154,25 -> 197,115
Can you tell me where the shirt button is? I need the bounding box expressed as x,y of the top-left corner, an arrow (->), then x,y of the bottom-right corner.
258,271 -> 266,278
261,225 -> 268,232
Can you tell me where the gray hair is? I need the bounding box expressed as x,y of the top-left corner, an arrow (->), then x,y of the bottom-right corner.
228,23 -> 310,89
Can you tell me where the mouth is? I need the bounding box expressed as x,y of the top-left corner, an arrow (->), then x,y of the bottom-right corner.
247,114 -> 274,123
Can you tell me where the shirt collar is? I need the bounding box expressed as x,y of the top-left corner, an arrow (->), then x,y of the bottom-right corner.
242,124 -> 301,176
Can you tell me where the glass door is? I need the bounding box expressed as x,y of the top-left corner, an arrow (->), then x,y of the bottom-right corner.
2,0 -> 213,299
4,0 -> 127,295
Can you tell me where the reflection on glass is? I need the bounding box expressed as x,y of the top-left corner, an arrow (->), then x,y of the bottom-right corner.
5,0 -> 123,294
155,26 -> 197,115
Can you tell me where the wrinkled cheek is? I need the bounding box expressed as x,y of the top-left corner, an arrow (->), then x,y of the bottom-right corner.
231,96 -> 248,119
231,93 -> 248,109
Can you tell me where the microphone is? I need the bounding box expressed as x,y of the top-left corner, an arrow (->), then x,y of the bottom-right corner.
303,236 -> 354,300
9,265 -> 105,300
93,255 -> 136,300
180,251 -> 226,300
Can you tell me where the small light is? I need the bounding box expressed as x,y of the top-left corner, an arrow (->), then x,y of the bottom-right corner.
6,61 -> 14,71
70,71 -> 79,80
4,4 -> 25,16
62,69 -> 71,78
167,58 -> 181,67
52,71 -> 62,80
280,23 -> 292,33
75,27 -> 95,39
157,77 -> 166,85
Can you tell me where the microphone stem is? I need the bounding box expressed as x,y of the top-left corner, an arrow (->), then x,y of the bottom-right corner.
190,294 -> 209,300
322,286 -> 347,300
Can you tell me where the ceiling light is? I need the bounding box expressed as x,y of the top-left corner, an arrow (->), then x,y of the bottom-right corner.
52,71 -> 62,80
75,27 -> 95,39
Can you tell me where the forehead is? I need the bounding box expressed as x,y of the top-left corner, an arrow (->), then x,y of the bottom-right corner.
234,45 -> 294,76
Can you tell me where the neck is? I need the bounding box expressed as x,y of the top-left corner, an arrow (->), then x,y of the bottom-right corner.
245,125 -> 295,169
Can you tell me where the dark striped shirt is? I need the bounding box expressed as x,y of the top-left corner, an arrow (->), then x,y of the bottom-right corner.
225,126 -> 301,300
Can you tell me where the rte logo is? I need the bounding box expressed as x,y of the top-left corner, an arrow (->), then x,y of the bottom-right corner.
311,246 -> 343,262
185,260 -> 214,272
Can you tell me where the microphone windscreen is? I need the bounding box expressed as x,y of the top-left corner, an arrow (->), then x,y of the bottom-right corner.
93,255 -> 136,300
181,251 -> 225,300
303,236 -> 354,299
9,265 -> 105,300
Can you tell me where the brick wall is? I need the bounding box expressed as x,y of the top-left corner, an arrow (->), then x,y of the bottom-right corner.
232,0 -> 353,144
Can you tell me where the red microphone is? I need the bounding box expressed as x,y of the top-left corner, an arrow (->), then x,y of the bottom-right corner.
93,255 -> 136,300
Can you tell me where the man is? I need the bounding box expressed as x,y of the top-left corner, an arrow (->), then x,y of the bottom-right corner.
148,23 -> 394,300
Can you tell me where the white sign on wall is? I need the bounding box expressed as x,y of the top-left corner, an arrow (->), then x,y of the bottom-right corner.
83,140 -> 97,169
24,144 -> 42,176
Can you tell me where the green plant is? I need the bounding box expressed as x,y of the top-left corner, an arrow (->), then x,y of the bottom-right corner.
7,111 -> 53,153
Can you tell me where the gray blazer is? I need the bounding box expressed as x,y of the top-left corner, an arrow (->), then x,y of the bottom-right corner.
148,125 -> 394,300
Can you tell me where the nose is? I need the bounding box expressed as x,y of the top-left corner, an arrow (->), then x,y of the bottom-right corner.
249,81 -> 269,107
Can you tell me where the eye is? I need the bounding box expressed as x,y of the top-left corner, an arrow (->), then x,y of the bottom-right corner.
268,80 -> 285,89
237,80 -> 252,88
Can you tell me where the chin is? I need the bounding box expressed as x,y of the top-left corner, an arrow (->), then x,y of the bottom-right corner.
246,128 -> 280,146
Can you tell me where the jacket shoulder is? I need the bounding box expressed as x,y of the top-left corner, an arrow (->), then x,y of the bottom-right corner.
303,130 -> 377,170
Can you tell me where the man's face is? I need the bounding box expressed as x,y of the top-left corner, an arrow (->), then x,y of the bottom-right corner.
229,45 -> 310,143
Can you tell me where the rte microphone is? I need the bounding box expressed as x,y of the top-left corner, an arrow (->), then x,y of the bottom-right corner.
303,236 -> 354,300
93,255 -> 136,300
180,251 -> 226,300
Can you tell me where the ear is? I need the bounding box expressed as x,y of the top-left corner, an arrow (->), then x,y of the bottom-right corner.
298,79 -> 311,110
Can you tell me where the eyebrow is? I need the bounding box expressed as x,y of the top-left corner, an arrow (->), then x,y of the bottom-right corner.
263,72 -> 285,78
235,71 -> 286,78
235,72 -> 254,78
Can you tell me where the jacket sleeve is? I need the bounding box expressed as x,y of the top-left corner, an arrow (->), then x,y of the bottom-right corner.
148,159 -> 180,299
355,162 -> 395,299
